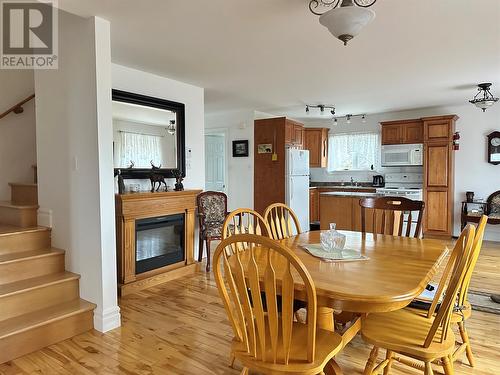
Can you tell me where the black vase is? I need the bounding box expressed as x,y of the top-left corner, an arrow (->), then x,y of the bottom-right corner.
174,181 -> 184,191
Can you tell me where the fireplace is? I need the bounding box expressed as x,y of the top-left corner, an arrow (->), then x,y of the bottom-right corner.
135,214 -> 185,274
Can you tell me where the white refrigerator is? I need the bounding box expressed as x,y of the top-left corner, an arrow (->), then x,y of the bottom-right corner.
285,149 -> 310,232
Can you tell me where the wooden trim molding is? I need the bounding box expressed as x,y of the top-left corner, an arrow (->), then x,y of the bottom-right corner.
115,190 -> 202,295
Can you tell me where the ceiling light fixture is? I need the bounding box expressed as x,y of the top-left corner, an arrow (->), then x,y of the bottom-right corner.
167,120 -> 176,135
305,104 -> 336,116
469,83 -> 499,112
332,113 -> 367,125
309,0 -> 376,45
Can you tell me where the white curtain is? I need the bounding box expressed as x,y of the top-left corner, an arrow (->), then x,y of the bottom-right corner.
327,132 -> 380,171
119,132 -> 162,168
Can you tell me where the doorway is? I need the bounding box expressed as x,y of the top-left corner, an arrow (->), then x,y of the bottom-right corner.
205,130 -> 227,193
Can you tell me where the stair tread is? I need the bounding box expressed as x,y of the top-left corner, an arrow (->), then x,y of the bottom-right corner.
0,225 -> 50,236
0,201 -> 38,209
0,299 -> 96,339
0,271 -> 79,298
0,248 -> 64,263
8,183 -> 37,187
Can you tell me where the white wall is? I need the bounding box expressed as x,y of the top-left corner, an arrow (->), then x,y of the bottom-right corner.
210,103 -> 500,241
205,110 -> 254,210
0,70 -> 36,200
34,12 -> 120,332
112,64 -> 205,256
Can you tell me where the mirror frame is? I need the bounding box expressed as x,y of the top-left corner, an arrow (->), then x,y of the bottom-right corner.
112,89 -> 186,179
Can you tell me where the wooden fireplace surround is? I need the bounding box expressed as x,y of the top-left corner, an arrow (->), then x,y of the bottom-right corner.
115,190 -> 202,296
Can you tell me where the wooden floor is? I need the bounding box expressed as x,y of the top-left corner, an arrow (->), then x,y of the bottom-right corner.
0,241 -> 499,375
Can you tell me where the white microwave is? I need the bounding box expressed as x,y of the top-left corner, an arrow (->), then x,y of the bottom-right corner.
381,144 -> 423,167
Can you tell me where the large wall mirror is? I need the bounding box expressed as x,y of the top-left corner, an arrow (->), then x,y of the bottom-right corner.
112,89 -> 185,179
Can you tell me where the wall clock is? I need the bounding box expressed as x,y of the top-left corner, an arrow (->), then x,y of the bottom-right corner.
487,131 -> 500,165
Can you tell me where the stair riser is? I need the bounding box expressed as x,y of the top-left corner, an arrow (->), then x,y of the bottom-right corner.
0,280 -> 79,321
0,310 -> 93,364
0,230 -> 51,254
10,186 -> 38,206
0,206 -> 37,227
0,253 -> 64,285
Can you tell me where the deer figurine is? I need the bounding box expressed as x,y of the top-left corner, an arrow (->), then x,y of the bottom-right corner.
149,161 -> 167,192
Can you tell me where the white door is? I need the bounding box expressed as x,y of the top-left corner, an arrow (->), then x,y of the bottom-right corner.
205,134 -> 226,192
286,175 -> 310,232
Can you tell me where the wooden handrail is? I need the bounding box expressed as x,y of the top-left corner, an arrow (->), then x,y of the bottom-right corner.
0,93 -> 35,120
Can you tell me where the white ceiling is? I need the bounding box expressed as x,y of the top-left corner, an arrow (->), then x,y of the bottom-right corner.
112,101 -> 175,126
58,0 -> 500,117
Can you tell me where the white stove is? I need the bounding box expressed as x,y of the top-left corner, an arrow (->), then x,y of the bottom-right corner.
376,173 -> 423,201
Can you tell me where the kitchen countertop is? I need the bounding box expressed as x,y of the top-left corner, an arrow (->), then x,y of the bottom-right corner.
320,191 -> 385,198
310,185 -> 378,190
310,182 -> 376,189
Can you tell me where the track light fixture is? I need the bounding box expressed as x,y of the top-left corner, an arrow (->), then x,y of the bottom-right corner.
331,113 -> 367,125
305,104 -> 336,116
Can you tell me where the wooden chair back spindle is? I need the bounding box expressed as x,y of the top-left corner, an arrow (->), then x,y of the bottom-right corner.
213,234 -> 318,365
263,203 -> 302,240
360,197 -> 425,238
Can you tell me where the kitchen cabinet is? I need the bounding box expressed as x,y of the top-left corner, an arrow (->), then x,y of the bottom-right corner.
304,128 -> 329,168
309,188 -> 319,223
422,115 -> 458,238
284,119 -> 304,147
320,195 -> 354,230
381,119 -> 424,145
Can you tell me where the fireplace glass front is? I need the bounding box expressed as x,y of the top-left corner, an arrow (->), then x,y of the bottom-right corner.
135,214 -> 185,274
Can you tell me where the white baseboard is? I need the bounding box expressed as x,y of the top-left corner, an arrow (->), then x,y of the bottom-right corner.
37,208 -> 53,227
93,305 -> 121,333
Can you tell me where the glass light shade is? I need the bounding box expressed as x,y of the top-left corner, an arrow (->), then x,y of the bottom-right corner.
319,6 -> 375,45
473,100 -> 496,111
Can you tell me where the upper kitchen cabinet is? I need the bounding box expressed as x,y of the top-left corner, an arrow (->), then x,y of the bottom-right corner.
304,128 -> 329,168
284,119 -> 304,147
381,119 -> 424,145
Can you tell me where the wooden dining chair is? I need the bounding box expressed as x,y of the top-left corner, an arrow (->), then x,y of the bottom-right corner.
222,208 -> 271,240
264,203 -> 302,240
361,224 -> 476,375
213,233 -> 343,375
197,191 -> 229,271
359,196 -> 425,238
450,215 -> 487,367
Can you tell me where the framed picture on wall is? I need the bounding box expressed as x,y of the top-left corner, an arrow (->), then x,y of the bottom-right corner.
232,140 -> 249,157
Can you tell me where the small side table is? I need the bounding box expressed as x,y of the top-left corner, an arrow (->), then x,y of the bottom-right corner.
461,201 -> 488,230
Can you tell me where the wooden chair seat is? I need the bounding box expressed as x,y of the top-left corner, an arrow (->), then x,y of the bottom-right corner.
362,308 -> 455,361
232,321 -> 342,375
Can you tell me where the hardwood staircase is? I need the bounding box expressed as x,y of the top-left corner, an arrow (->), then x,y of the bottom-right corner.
0,182 -> 95,364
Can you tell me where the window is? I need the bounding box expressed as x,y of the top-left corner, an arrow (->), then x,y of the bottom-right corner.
327,132 -> 380,172
119,132 -> 162,168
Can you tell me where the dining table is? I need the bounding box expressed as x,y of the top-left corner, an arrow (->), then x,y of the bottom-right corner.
234,230 -> 450,375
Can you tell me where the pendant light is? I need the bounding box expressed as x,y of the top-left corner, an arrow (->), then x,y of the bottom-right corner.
469,83 -> 499,112
310,0 -> 376,45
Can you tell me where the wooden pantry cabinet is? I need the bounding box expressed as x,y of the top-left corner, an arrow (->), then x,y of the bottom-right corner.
254,117 -> 304,214
381,119 -> 424,145
304,128 -> 329,168
422,115 -> 458,238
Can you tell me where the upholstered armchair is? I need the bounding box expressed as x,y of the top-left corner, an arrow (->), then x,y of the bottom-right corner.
197,191 -> 229,271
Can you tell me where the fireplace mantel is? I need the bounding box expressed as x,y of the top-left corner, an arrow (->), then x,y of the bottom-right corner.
115,190 -> 202,295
